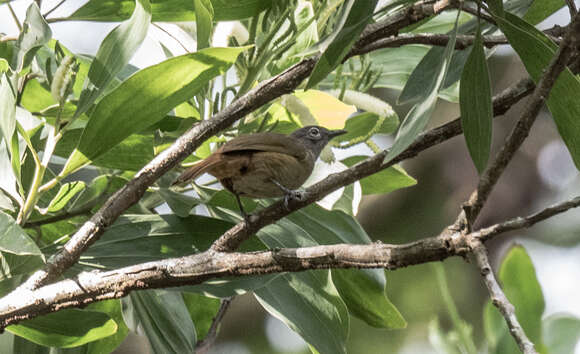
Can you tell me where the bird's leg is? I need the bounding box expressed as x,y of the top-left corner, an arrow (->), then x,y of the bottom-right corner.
234,193 -> 250,222
270,179 -> 304,208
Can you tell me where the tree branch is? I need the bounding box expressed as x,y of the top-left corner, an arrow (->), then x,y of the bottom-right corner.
195,297 -> 232,354
1,194 -> 579,329
11,0 -> 449,292
469,240 -> 536,354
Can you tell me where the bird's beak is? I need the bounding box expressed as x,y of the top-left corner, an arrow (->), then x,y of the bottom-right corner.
329,129 -> 347,138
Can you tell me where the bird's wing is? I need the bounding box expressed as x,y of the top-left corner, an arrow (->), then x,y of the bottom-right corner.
219,132 -> 308,160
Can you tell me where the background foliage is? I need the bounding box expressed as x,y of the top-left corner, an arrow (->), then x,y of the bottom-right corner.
0,0 -> 579,353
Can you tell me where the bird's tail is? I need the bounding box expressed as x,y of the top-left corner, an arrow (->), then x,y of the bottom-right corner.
172,157 -> 219,186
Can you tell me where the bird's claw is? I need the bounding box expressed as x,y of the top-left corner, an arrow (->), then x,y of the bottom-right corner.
283,190 -> 305,209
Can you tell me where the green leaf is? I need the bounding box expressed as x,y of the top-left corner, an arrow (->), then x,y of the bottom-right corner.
15,3 -> 52,71
460,28 -> 493,173
7,309 -> 117,348
498,246 -> 544,346
543,313 -> 580,354
60,46 -> 248,176
68,0 -> 272,22
158,188 -> 200,217
259,205 -> 405,330
342,156 -> 416,195
306,0 -> 378,88
75,0 -> 152,118
129,290 -> 196,354
384,12 -> 460,164
494,12 -> 580,170
0,212 -> 42,257
255,271 -> 349,354
523,0 -> 565,25
193,0 -> 214,50
333,269 -> 406,328
55,129 -> 155,171
0,74 -> 20,188
428,318 -> 462,354
83,300 -> 129,354
181,292 -> 221,340
483,245 -> 545,353
80,214 -> 233,269
45,181 -> 86,213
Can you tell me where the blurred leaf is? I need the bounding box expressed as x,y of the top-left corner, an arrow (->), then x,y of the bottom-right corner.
429,318 -> 462,354
255,271 -> 349,354
333,268 -> 406,328
68,0 -> 272,22
7,309 -> 117,348
79,214 -> 233,269
460,28 -> 492,173
306,0 -> 378,88
523,0 -> 565,25
45,181 -> 86,213
15,3 -> 52,71
75,0 -> 152,118
493,12 -> 580,170
129,290 -> 196,353
181,292 -> 220,340
61,46 -> 248,176
178,273 -> 281,298
13,335 -> 50,354
543,313 -> 580,354
193,0 -> 214,49
0,212 -> 42,257
0,74 -> 19,187
483,245 -> 546,353
0,74 -> 16,148
275,90 -> 356,129
498,246 -> 545,347
384,12 -> 459,164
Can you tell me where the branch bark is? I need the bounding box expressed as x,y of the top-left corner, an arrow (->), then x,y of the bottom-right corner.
12,0 -> 452,292
0,193 -> 578,329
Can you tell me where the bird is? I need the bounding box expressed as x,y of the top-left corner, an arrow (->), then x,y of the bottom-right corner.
173,125 -> 346,218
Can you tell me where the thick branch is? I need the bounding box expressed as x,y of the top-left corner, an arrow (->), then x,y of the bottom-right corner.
13,0 -> 448,291
0,193 -> 578,329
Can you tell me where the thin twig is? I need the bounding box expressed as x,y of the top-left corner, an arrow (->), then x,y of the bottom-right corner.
195,297 -> 233,354
469,240 -> 536,354
43,0 -> 67,18
7,3 -> 22,32
565,0 -> 578,18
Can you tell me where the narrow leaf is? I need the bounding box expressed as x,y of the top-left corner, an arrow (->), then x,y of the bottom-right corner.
75,0 -> 152,118
193,0 -> 214,50
45,181 -> 86,213
306,0 -> 378,88
60,46 -> 248,176
0,212 -> 42,257
15,3 -> 52,71
255,272 -> 349,354
524,0 -> 565,25
7,309 -> 117,348
68,0 -> 272,22
342,156 -> 416,195
384,12 -> 460,163
129,290 -> 196,354
494,12 -> 580,170
460,28 -> 493,173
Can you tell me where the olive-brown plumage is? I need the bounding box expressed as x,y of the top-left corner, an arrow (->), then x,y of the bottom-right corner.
173,126 -> 346,214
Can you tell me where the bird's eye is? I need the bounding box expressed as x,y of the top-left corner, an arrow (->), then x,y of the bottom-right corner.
308,127 -> 320,137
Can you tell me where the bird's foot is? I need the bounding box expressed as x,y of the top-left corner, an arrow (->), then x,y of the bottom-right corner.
270,179 -> 304,209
